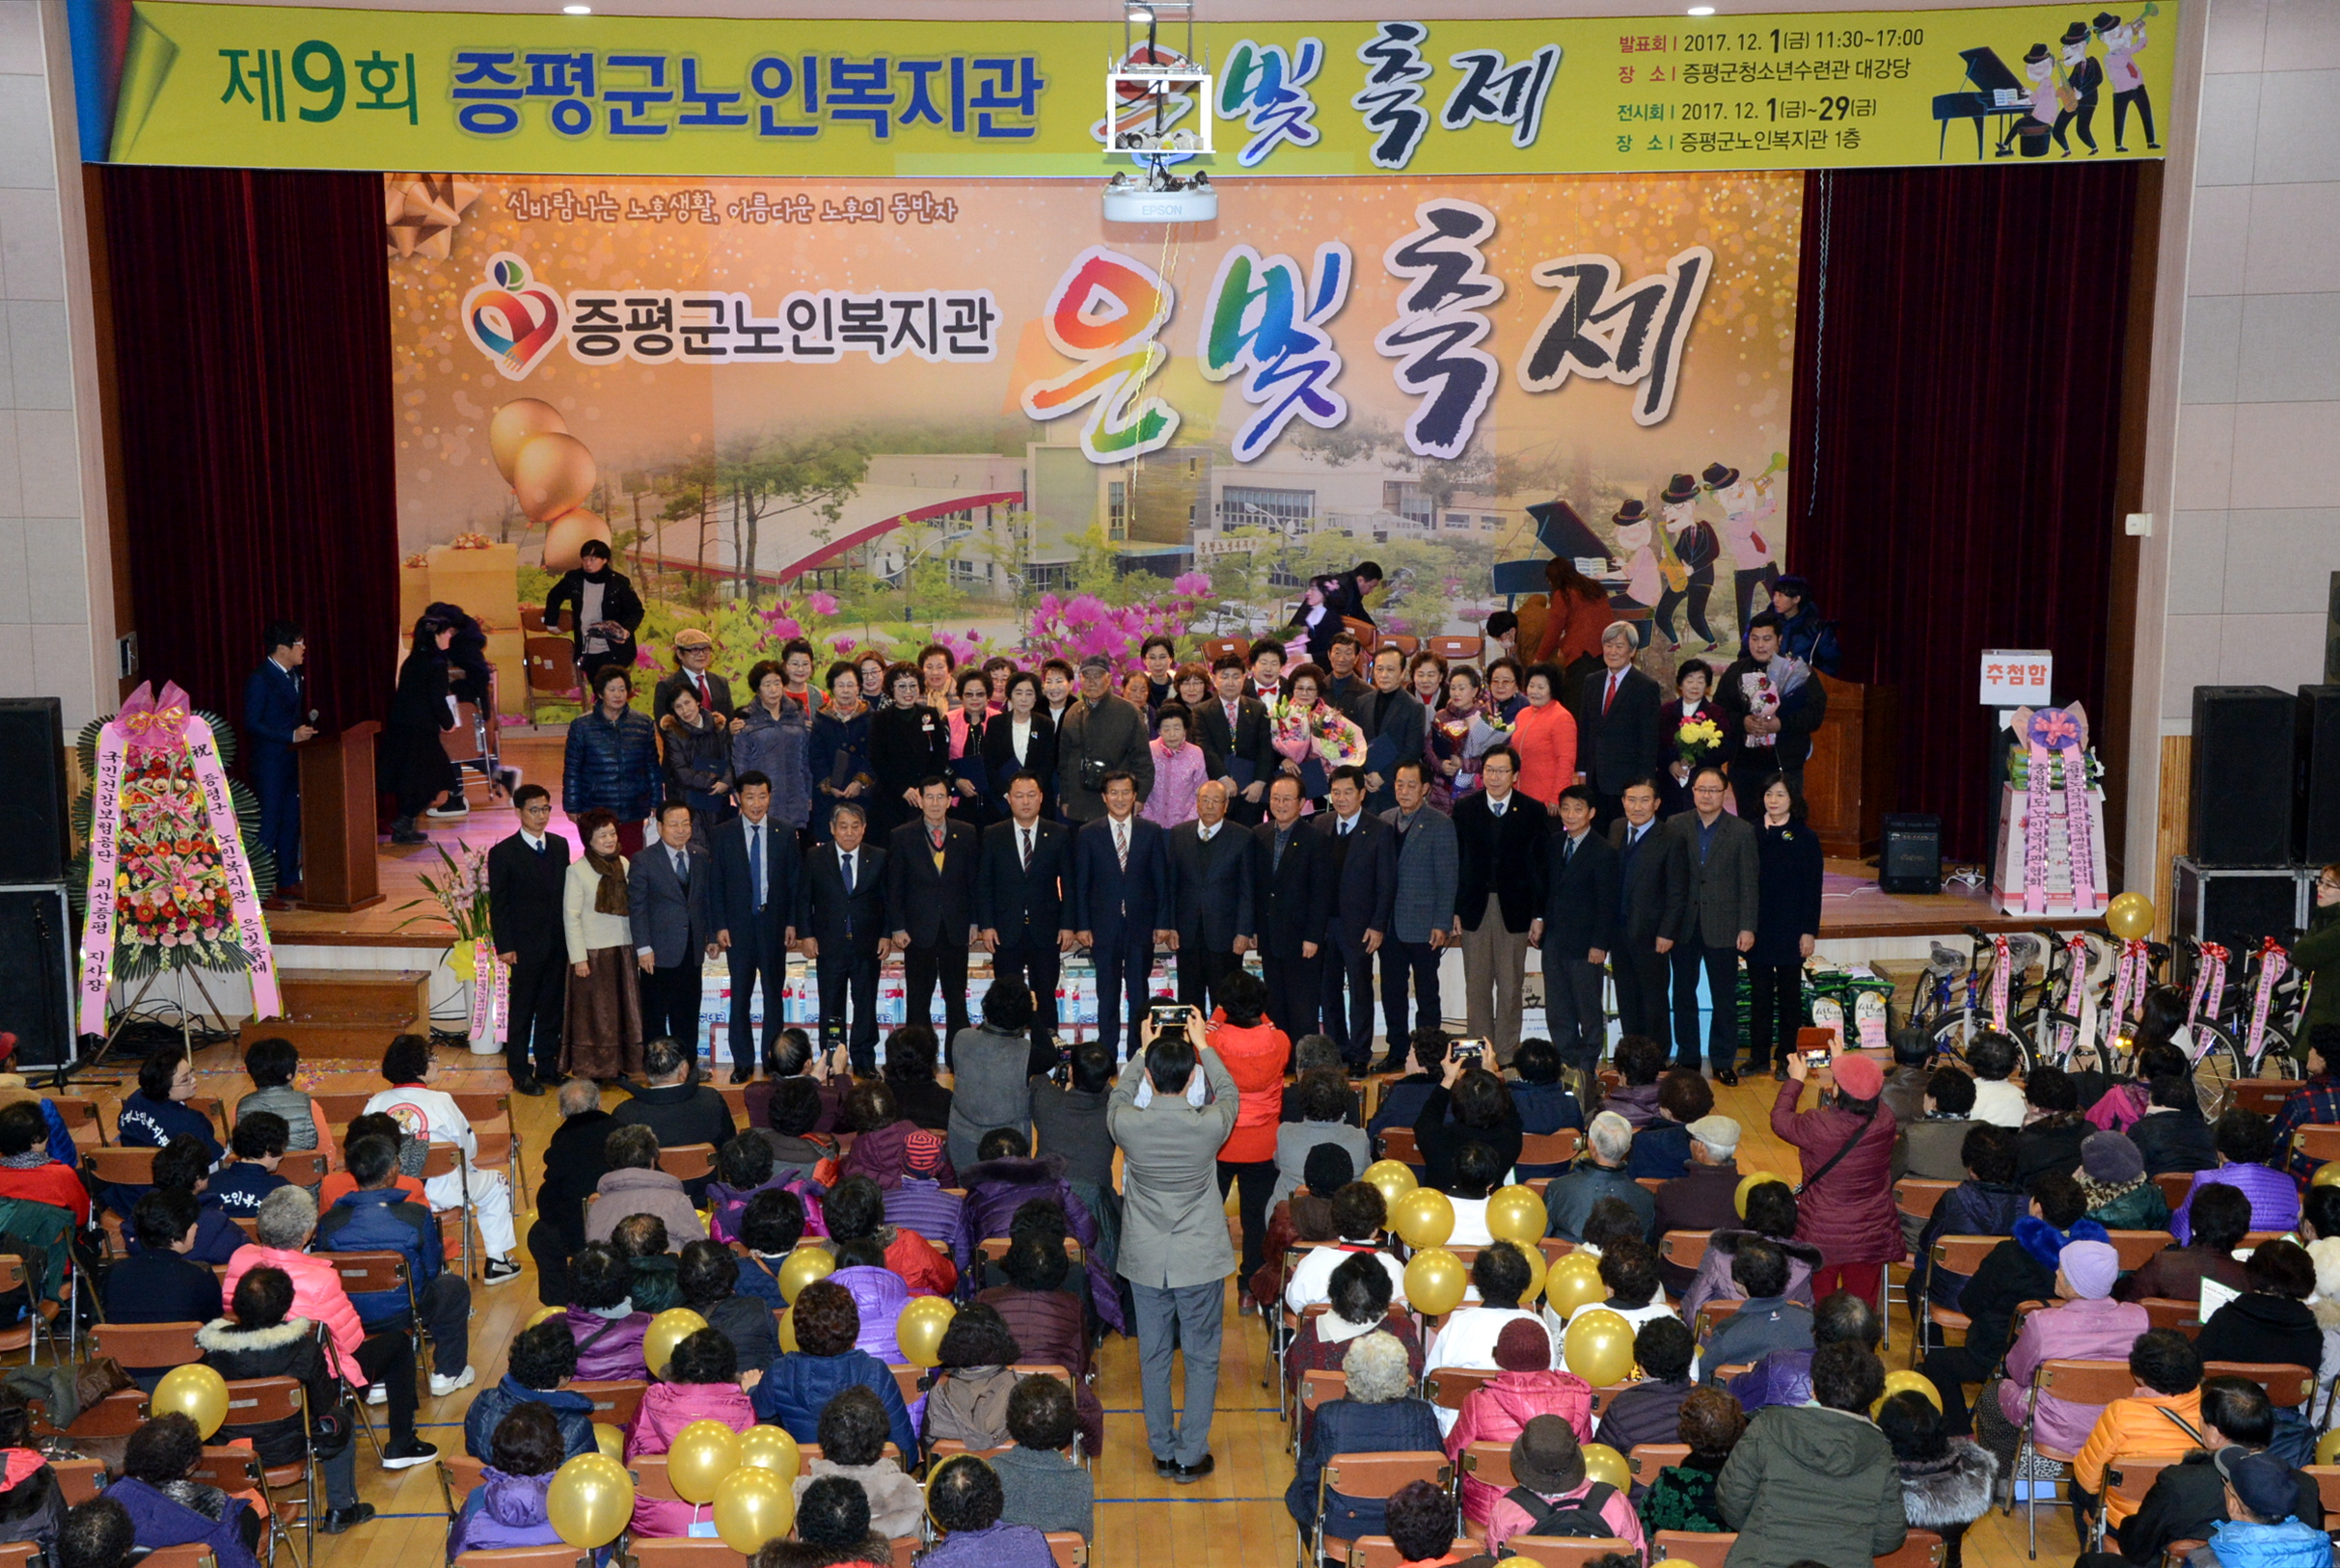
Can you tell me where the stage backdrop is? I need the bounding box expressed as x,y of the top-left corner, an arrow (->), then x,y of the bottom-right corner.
389,171 -> 1802,687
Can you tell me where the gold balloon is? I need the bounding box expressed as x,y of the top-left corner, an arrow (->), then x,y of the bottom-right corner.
1735,1172 -> 1788,1218
1580,1442 -> 1631,1493
777,1247 -> 836,1305
2317,1428 -> 2340,1468
1882,1368 -> 1942,1410
2314,1162 -> 2340,1189
1402,1247 -> 1468,1317
1544,1254 -> 1607,1317
541,508 -> 611,573
527,1306 -> 565,1328
776,1306 -> 800,1353
1362,1159 -> 1418,1208
1516,1241 -> 1549,1307
643,1308 -> 710,1376
591,1422 -> 624,1459
1391,1187 -> 1456,1249
1563,1307 -> 1636,1385
512,431 -> 599,523
898,1294 -> 957,1368
2106,891 -> 2155,941
1486,1185 -> 1547,1246
546,1453 -> 635,1549
738,1424 -> 802,1477
490,397 -> 568,481
711,1464 -> 794,1553
667,1419 -> 743,1504
152,1365 -> 230,1439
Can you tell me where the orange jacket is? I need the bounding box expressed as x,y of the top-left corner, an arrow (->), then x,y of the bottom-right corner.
2072,1388 -> 2205,1524
1511,700 -> 1579,809
884,1227 -> 957,1297
1210,1016 -> 1292,1165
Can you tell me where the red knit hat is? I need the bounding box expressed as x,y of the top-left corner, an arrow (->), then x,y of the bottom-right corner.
904,1129 -> 946,1176
1494,1317 -> 1551,1372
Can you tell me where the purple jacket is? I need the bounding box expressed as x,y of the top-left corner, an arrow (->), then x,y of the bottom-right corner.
884,1176 -> 965,1244
1998,1296 -> 2152,1450
956,1154 -> 1125,1334
565,1305 -> 653,1380
707,1172 -> 820,1247
105,1478 -> 261,1568
2171,1163 -> 2299,1245
1728,1349 -> 1814,1414
830,1264 -> 911,1363
840,1120 -> 954,1191
1604,1083 -> 1664,1130
915,1521 -> 1056,1568
1678,1228 -> 1824,1323
448,1469 -> 564,1556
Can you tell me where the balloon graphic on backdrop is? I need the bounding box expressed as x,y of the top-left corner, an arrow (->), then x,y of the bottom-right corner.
547,1454 -> 635,1548
1402,1247 -> 1467,1316
712,1465 -> 794,1552
152,1365 -> 230,1438
512,431 -> 599,523
490,397 -> 567,480
541,508 -> 611,573
2105,891 -> 2155,940
1392,1187 -> 1456,1249
1563,1307 -> 1636,1385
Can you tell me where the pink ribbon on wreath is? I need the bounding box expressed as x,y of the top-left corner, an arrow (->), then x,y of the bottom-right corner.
466,936 -> 509,1042
2189,942 -> 2230,1036
2107,937 -> 2149,1039
1990,933 -> 2013,1033
75,715 -> 129,1036
2245,936 -> 2290,1066
2022,735 -> 2053,915
117,680 -> 196,753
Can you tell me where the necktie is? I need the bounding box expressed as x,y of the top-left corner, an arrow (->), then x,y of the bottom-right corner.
1114,820 -> 1128,871
750,824 -> 764,910
1020,827 -> 1032,870
694,672 -> 707,703
930,825 -> 945,873
1225,700 -> 1237,732
1341,818 -> 1352,838
1565,836 -> 1577,866
531,836 -> 545,854
1492,799 -> 1505,818
1604,673 -> 1619,715
841,851 -> 855,894
671,848 -> 687,880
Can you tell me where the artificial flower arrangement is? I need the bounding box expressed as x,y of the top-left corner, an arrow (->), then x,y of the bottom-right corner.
395,842 -> 497,978
449,531 -> 495,550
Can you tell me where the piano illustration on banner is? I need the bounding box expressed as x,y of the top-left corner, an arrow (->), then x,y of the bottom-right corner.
1932,46 -> 2032,160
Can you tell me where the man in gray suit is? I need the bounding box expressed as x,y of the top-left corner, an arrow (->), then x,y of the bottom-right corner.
1109,1023 -> 1238,1482
1660,764 -> 1759,1083
1351,644 -> 1428,813
1167,778 -> 1254,1014
629,798 -> 714,1048
1374,760 -> 1456,1071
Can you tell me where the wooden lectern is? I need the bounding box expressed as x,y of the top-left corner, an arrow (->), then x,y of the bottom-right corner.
1804,674 -> 1900,860
297,721 -> 384,912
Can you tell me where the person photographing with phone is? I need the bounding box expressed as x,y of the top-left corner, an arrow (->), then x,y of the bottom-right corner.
1773,1042 -> 1899,1309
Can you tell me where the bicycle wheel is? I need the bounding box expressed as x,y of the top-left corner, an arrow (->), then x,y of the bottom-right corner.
2242,1023 -> 2299,1080
2005,1010 -> 2049,1075
2190,1021 -> 2246,1119
1930,1010 -> 1980,1064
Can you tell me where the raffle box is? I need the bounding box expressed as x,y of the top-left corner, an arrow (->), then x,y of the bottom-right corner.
427,542 -> 521,631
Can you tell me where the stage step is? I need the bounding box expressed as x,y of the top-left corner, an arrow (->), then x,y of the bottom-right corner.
237,968 -> 431,1055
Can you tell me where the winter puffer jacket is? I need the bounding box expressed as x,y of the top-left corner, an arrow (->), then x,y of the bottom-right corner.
975,1284 -> 1104,1457
625,1380 -> 758,1538
196,1316 -> 350,1468
1444,1369 -> 1595,1525
956,1154 -> 1125,1334
750,1349 -> 916,1456
1716,1403 -> 1909,1568
563,705 -> 664,822
828,1263 -> 910,1364
1916,1181 -> 2029,1309
104,1477 -> 261,1568
1770,1079 -> 1900,1267
0,1452 -> 62,1554
733,702 -> 813,830
448,1469 -> 565,1555
1677,1228 -> 1825,1322
565,1304 -> 653,1380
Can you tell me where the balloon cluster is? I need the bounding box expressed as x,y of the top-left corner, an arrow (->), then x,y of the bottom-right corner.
490,397 -> 606,571
547,1424 -> 804,1552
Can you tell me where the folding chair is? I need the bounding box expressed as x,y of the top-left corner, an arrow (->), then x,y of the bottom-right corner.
2102,1457 -> 2179,1547
629,1452 -> 683,1503
2230,1080 -> 2301,1117
2152,1174 -> 2193,1210
2203,1362 -> 2315,1407
422,1141 -> 475,1278
455,1550 -> 595,1568
91,1320 -> 204,1372
275,1150 -> 329,1187
1891,1179 -> 1956,1224
1306,1451 -> 1451,1568
1505,1538 -> 1637,1568
628,1543 -> 748,1568
1295,1368 -> 1347,1454
0,1256 -> 55,1365
892,1365 -> 925,1409
1423,1367 -> 1499,1412
658,1143 -> 718,1182
1874,1531 -> 1946,1568
2136,1298 -> 2202,1337
1651,1532 -> 1737,1568
1626,1442 -> 1690,1479
49,1096 -> 103,1148
452,1091 -> 528,1208
66,1389 -> 148,1441
1376,1128 -> 1421,1168
1516,1130 -> 1580,1174
1918,1236 -> 2002,1353
979,1235 -> 1084,1264
324,1250 -> 427,1389
189,1446 -> 279,1567
1460,1441 -> 1514,1500
928,1438 -> 1013,1461
49,1458 -> 103,1504
2301,1466 -> 2340,1517
1045,1532 -> 1089,1568
1586,1383 -> 1632,1418
138,1549 -> 219,1568
2016,1359 -> 2144,1556
572,1378 -> 650,1428
2104,1230 -> 2176,1273
221,1375 -> 319,1568
1658,1230 -> 1711,1274
1693,1299 -> 1741,1341
85,1145 -> 159,1188
1427,635 -> 1483,662
440,1452 -> 491,1521
1344,1540 -> 1406,1568
311,1093 -> 373,1133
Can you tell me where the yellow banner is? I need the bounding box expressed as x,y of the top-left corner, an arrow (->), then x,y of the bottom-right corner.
84,2 -> 2175,176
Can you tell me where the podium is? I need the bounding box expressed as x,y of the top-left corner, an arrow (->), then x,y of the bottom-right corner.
297,721 -> 384,912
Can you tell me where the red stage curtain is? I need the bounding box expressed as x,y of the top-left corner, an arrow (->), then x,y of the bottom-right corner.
1787,162 -> 2140,862
96,166 -> 396,735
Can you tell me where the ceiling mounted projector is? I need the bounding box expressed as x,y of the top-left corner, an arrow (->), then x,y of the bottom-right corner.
1103,171 -> 1216,224
1102,0 -> 1216,224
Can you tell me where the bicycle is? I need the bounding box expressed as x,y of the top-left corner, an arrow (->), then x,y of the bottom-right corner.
2175,933 -> 2307,1116
1923,926 -> 2042,1064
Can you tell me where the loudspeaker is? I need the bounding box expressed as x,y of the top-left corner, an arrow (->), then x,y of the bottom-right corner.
0,886 -> 72,1067
2300,686 -> 2340,864
0,699 -> 67,884
2190,686 -> 2296,866
1878,814 -> 1942,894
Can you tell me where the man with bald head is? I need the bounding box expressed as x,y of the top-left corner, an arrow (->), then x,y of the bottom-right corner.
1167,777 -> 1255,1014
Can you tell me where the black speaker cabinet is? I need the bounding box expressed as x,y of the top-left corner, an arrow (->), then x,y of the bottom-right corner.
2190,686 -> 2296,866
2300,686 -> 2340,865
0,886 -> 72,1068
0,699 -> 67,884
1878,814 -> 1942,894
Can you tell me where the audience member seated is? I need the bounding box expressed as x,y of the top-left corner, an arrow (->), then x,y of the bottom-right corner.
826,1234 -> 911,1363
2188,1449 -> 2332,1568
1281,1036 -> 1362,1128
126,1138 -> 247,1264
1277,1068 -> 1371,1211
1698,1237 -> 1814,1385
2170,1110 -> 2300,1243
1440,1139 -> 1508,1247
1581,1242 -> 1673,1340
913,1455 -> 1053,1568
838,1078 -> 943,1191
681,1236 -> 780,1372
1881,1030 -> 1934,1125
0,1388 -> 61,1552
830,1170 -> 957,1297
1966,1034 -> 2026,1128
1730,1289 -> 1881,1416
315,1131 -> 474,1396
881,1131 -> 962,1247
612,1212 -> 683,1312
2129,1073 -> 2219,1176
316,1113 -> 428,1214
531,1080 -> 617,1303
882,1025 -> 955,1133
2015,1067 -> 2092,1185
2118,1180 -> 2252,1303
564,1239 -> 653,1380
2272,1031 -> 2340,1185
1919,1174 -> 2105,1432
114,1047 -> 223,1166
1718,1342 -> 1906,1568
2194,1238 -> 2321,1372
993,1374 -> 1095,1538
1286,1181 -> 1405,1311
200,1263 -> 369,1532
103,1190 -> 222,1342
733,1188 -> 809,1310
708,1133 -> 803,1245
765,1475 -> 894,1568
1415,1058 -> 1526,1195
611,1037 -> 736,1191
447,1402 -> 568,1556
1638,1387 -> 1747,1536
1287,1251 -> 1428,1401
235,1036 -> 336,1160
626,1327 -> 757,1537
756,1076 -> 839,1186
1544,1112 -> 1656,1243
364,1033 -> 522,1285
752,1279 -> 917,1454
206,1110 -> 290,1217
1628,1069 -> 1715,1179
2114,1376 -> 2323,1566
2073,1329 -> 2207,1535
1652,1115 -> 1742,1293
1287,1331 -> 1445,1553
1898,1068 -> 1978,1182
465,1318 -> 596,1462
1253,1143 -> 1353,1306
1366,1030 -> 1453,1139
1389,1477 -> 1501,1568
1447,1316 -> 1593,1528
1602,1037 -> 1668,1129
746,1027 -> 845,1139
976,1212 -> 1107,1457
957,1131 -> 1121,1333
923,1302 -> 1024,1453
796,1386 -> 923,1540
1681,1179 -> 1820,1321
0,1101 -> 87,1227
1911,1123 -> 2026,1309
1426,1242 -> 1557,1428
1485,1414 -> 1646,1558
1879,1391 -> 1997,1568
1594,1317 -> 1700,1450
1508,1038 -> 1586,1139
58,1498 -> 136,1568
586,1123 -> 709,1245
105,1413 -> 262,1568
1980,1238 -> 2144,1467
1029,1040 -> 1119,1259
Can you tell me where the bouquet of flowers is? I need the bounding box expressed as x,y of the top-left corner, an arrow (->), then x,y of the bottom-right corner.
1305,702 -> 1367,770
1675,716 -> 1725,766
1267,695 -> 1317,768
395,842 -> 496,974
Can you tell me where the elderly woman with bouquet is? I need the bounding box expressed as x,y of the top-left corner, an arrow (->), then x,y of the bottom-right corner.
1268,662 -> 1367,810
1659,659 -> 1728,818
1431,664 -> 1513,810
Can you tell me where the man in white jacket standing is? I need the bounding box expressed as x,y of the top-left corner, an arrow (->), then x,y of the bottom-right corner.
366,1033 -> 523,1285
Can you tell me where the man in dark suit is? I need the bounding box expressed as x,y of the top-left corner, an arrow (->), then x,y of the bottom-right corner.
1542,785 -> 1621,1071
1661,764 -> 1760,1083
652,628 -> 734,723
1067,770 -> 1172,1062
706,770 -> 801,1084
1608,777 -> 1675,1043
1352,644 -> 1428,815
975,770 -> 1073,1056
1167,779 -> 1254,1013
884,774 -> 981,1040
1571,623 -> 1664,825
1253,775 -> 1330,1041
628,799 -> 714,1049
242,619 -> 313,897
795,799 -> 887,1074
488,784 -> 569,1095
1315,765 -> 1397,1074
1451,744 -> 1546,1067
1193,654 -> 1274,825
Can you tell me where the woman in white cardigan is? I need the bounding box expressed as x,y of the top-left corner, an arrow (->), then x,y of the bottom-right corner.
562,807 -> 644,1080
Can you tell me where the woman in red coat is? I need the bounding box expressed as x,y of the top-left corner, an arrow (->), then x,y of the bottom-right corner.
1770,1049 -> 1901,1308
1210,972 -> 1292,1313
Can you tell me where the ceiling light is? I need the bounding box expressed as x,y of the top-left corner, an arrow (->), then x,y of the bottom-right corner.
563,5 -> 590,13
1687,5 -> 1716,13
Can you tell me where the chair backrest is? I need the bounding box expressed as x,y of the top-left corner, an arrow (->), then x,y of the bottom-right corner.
1320,1450 -> 1452,1509
1694,1299 -> 1741,1339
324,1249 -> 413,1298
2152,1173 -> 2195,1209
1650,1531 -> 1737,1568
2239,1231 -> 2289,1253
85,1146 -> 159,1185
457,1549 -> 593,1568
658,1144 -> 718,1182
928,1439 -> 1012,1461
2136,1298 -> 2202,1337
48,1096 -> 100,1134
451,1092 -> 513,1128
1659,1230 -> 1710,1271
1586,1383 -> 1633,1417
274,1149 -> 329,1187
1378,1128 -> 1421,1166
49,1458 -> 103,1505
1423,1367 -> 1499,1411
1200,637 -> 1247,664
628,1541 -> 748,1568
1892,1179 -> 1956,1221
1627,1442 -> 1690,1478
1461,1442 -> 1514,1491
230,1217 -> 260,1241
2300,1466 -> 2340,1518
2290,1124 -> 2340,1165
2105,1230 -> 2177,1272
189,1446 -> 266,1494
91,1320 -> 204,1371
312,1092 -> 373,1132
2231,1081 -> 2301,1117
629,1454 -> 684,1501
2034,1359 -> 2143,1413
1300,1369 -> 1348,1419
1428,635 -> 1484,662
572,1379 -> 649,1427
442,1453 -> 492,1508
714,1084 -> 749,1120
524,636 -> 584,697
1506,1537 -> 1638,1568
1873,1530 -> 1946,1568
892,1365 -> 924,1408
421,1142 -> 461,1180
1929,1234 -> 2002,1276
138,1548 -> 219,1568
221,1375 -> 306,1428
1042,1532 -> 1088,1568
2105,1457 -> 2179,1505
980,1235 -> 1084,1264
1344,1540 -> 1406,1568
186,1097 -> 227,1134
2203,1362 -> 2315,1408
1518,1130 -> 1580,1167
68,1389 -> 150,1438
